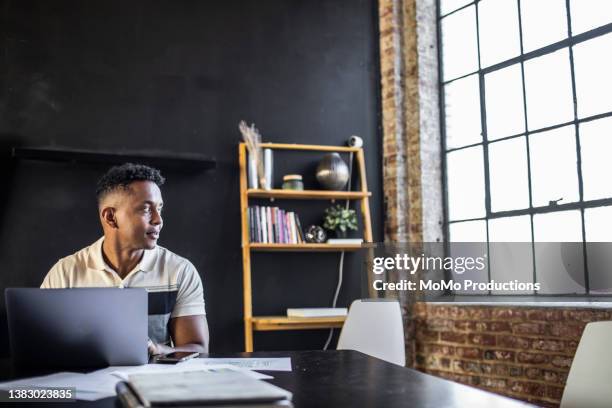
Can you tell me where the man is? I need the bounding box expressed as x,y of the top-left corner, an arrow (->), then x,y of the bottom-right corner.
41,163 -> 209,355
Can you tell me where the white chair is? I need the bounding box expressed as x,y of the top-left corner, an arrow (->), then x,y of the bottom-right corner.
560,321 -> 612,408
337,299 -> 406,366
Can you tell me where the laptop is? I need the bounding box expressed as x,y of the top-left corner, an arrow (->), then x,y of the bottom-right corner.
5,288 -> 148,368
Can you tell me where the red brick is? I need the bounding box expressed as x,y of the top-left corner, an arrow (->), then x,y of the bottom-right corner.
524,367 -> 543,380
484,350 -> 515,361
420,344 -> 455,356
466,308 -> 492,319
428,306 -> 450,319
491,308 -> 527,320
543,370 -> 566,385
563,309 -> 610,322
510,381 -> 546,397
525,309 -> 564,321
565,340 -> 579,353
492,363 -> 522,377
513,322 -> 546,335
480,377 -> 507,390
467,333 -> 496,346
486,321 -> 512,332
425,355 -> 446,370
531,339 -> 565,352
547,322 -> 585,339
481,363 -> 494,375
427,319 -> 454,331
507,365 -> 523,377
440,332 -> 467,344
412,302 -> 426,316
447,307 -> 469,319
551,355 -> 573,369
453,360 -> 487,374
439,357 -> 451,369
546,385 -> 565,400
497,335 -> 530,349
517,352 -> 550,365
455,347 -> 482,359
453,320 -> 475,331
415,329 -> 439,341
473,321 -> 512,332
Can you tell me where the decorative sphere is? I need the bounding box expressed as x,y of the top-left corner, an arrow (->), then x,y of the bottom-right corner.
316,153 -> 349,190
304,225 -> 327,243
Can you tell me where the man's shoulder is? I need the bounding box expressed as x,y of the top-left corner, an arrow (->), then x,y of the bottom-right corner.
52,240 -> 101,272
153,245 -> 197,272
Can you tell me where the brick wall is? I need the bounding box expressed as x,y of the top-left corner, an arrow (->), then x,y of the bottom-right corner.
378,0 -> 442,367
413,303 -> 612,407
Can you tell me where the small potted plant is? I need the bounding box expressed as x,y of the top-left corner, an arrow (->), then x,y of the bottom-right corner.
323,205 -> 358,238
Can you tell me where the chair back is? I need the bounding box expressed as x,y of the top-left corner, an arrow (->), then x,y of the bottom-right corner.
561,321 -> 612,408
337,299 -> 405,366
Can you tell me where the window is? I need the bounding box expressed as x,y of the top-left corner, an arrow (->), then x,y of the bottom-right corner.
439,0 -> 612,295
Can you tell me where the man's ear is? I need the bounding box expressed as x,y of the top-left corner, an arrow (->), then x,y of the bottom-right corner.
101,207 -> 119,229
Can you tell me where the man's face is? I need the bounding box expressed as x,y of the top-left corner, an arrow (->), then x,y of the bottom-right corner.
114,180 -> 164,250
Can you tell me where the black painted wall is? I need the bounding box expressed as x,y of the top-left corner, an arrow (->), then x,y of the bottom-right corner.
0,0 -> 382,354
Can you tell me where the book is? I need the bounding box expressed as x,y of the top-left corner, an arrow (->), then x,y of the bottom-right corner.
326,238 -> 363,244
261,206 -> 267,243
274,207 -> 280,243
287,308 -> 348,318
278,209 -> 285,243
294,214 -> 305,244
266,207 -> 273,244
256,206 -> 262,243
119,370 -> 292,407
288,213 -> 297,244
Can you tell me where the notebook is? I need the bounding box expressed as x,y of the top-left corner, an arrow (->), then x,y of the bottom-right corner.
119,369 -> 292,407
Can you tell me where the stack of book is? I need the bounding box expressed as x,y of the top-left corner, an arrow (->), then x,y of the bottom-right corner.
248,206 -> 305,244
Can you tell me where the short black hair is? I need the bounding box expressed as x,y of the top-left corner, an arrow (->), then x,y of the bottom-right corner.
96,163 -> 165,203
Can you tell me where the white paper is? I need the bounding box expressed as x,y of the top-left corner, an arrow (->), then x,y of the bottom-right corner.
112,363 -> 273,381
189,357 -> 292,371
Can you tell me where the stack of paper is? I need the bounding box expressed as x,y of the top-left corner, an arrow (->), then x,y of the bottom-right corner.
287,308 -> 348,317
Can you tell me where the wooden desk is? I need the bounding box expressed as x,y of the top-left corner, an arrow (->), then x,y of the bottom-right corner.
1,350 -> 534,407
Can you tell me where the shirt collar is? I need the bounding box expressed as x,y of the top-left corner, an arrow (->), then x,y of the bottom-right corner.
88,236 -> 157,274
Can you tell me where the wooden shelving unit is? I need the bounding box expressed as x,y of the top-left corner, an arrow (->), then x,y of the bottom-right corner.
239,142 -> 373,352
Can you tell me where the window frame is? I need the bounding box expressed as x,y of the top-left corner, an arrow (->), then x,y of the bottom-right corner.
437,0 -> 612,296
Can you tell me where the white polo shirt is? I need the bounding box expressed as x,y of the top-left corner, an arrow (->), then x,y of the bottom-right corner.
41,237 -> 206,344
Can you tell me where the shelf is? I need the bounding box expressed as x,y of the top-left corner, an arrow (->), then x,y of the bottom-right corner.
259,142 -> 360,152
250,315 -> 346,331
249,243 -> 363,252
247,189 -> 370,200
11,147 -> 216,170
